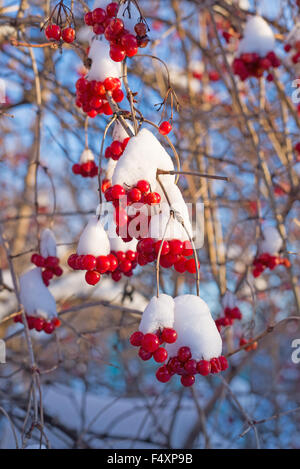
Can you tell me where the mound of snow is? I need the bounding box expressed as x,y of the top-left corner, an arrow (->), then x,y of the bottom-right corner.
40,228 -> 57,258
112,128 -> 175,189
112,120 -> 134,142
77,216 -> 110,256
149,211 -> 192,242
166,295 -> 222,360
105,158 -> 117,181
87,39 -> 121,82
139,294 -> 175,334
80,148 -> 95,163
260,225 -> 282,255
20,268 -> 57,319
238,16 -> 275,57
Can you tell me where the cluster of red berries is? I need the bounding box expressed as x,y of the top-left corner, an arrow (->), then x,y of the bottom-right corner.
84,3 -> 149,62
105,136 -> 130,161
215,306 -> 242,332
284,41 -> 300,64
239,337 -> 258,352
14,314 -> 61,334
192,70 -> 220,82
75,76 -> 123,118
136,238 -> 199,274
72,160 -> 98,178
252,252 -> 290,278
130,328 -> 177,363
233,51 -> 280,81
67,250 -> 137,285
31,253 -> 63,286
45,24 -> 75,43
158,121 -> 172,136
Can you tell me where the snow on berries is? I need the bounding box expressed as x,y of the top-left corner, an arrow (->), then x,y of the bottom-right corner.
67,215 -> 111,285
130,294 -> 228,387
233,16 -> 280,81
18,267 -> 60,334
31,228 -> 63,286
252,226 -> 290,277
72,148 -> 98,178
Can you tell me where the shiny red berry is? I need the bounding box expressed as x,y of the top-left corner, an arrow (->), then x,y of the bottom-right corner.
153,347 -> 168,363
177,346 -> 192,363
138,347 -> 152,361
45,24 -> 61,41
107,254 -> 118,271
62,27 -> 75,43
96,255 -> 110,273
106,2 -> 119,17
210,357 -> 221,374
181,374 -> 195,387
159,121 -> 172,135
197,360 -> 211,376
85,270 -> 101,285
184,359 -> 198,375
161,328 -> 177,344
130,331 -> 144,346
156,365 -> 172,383
82,255 -> 97,270
110,44 -> 126,62
92,7 -> 106,23
136,180 -> 150,194
84,12 -> 94,26
43,321 -> 55,334
141,333 -> 160,353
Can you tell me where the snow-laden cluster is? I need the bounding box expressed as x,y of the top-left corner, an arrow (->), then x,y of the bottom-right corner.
87,38 -> 121,82
79,148 -> 95,164
20,268 -> 57,319
138,294 -> 175,334
166,295 -> 222,361
238,16 -> 275,57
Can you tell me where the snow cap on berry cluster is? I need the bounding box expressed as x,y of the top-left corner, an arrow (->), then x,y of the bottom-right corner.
149,211 -> 192,242
20,268 -> 57,319
40,228 -> 57,258
117,2 -> 140,35
222,290 -> 236,309
87,38 -> 121,82
260,225 -> 282,255
138,294 -> 175,334
112,120 -> 134,142
77,215 -> 110,256
238,16 -> 275,57
166,295 -> 222,361
79,148 -> 95,164
112,128 -> 175,188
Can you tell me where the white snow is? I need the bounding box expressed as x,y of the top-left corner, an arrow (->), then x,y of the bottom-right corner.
79,148 -> 95,164
117,2 -> 140,35
112,120 -> 134,142
260,225 -> 282,255
166,295 -> 222,361
138,294 -> 175,334
109,234 -> 137,252
19,268 -> 57,319
77,216 -> 110,257
40,228 -> 57,258
87,38 -> 121,82
148,211 -> 191,242
238,16 -> 275,57
105,158 -> 117,181
112,128 -> 175,189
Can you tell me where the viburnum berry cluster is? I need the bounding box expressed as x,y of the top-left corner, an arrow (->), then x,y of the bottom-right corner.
130,327 -> 177,362
105,136 -> 130,161
136,238 -> 199,274
233,51 -> 280,81
31,253 -> 63,286
84,2 -> 149,62
252,252 -> 290,278
156,350 -> 228,387
215,306 -> 242,332
75,76 -> 123,118
14,314 -> 61,334
72,160 -> 98,178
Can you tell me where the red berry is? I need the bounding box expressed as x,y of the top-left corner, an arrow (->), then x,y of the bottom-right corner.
160,253 -> 177,268
174,257 -> 187,273
45,256 -> 59,268
67,253 -> 77,269
53,266 -> 63,277
62,27 -> 75,43
197,360 -> 211,376
120,259 -> 132,273
134,22 -> 147,36
136,180 -> 150,194
104,77 -> 118,91
75,255 -> 85,270
156,365 -> 172,383
137,237 -> 155,254
219,355 -> 228,371
93,23 -> 105,35
182,240 -> 193,256
284,43 -> 292,52
34,318 -> 45,332
96,255 -> 110,273
169,239 -> 183,255
110,44 -> 126,62
184,359 -> 198,375
84,12 -> 94,26
92,8 -> 106,24
145,192 -> 161,205
129,188 -> 141,202
82,254 -> 97,270
111,184 -> 125,200
52,317 -> 61,328
141,333 -> 160,353
108,17 -> 124,35
153,347 -> 168,363
154,240 -> 170,256
27,316 -> 35,330
138,347 -> 152,361
107,254 -> 118,271
177,346 -> 192,363
43,321 -> 55,334
168,357 -> 182,373
185,258 -> 198,274
45,24 -> 61,41
210,357 -> 221,374
112,88 -> 124,102
126,250 -> 137,262
110,140 -> 123,157
72,163 -> 81,174
85,270 -> 101,285
159,121 -> 172,135
181,374 -> 195,387
106,2 -> 119,17
130,331 -> 144,346
161,328 -> 177,344
42,269 -> 53,283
